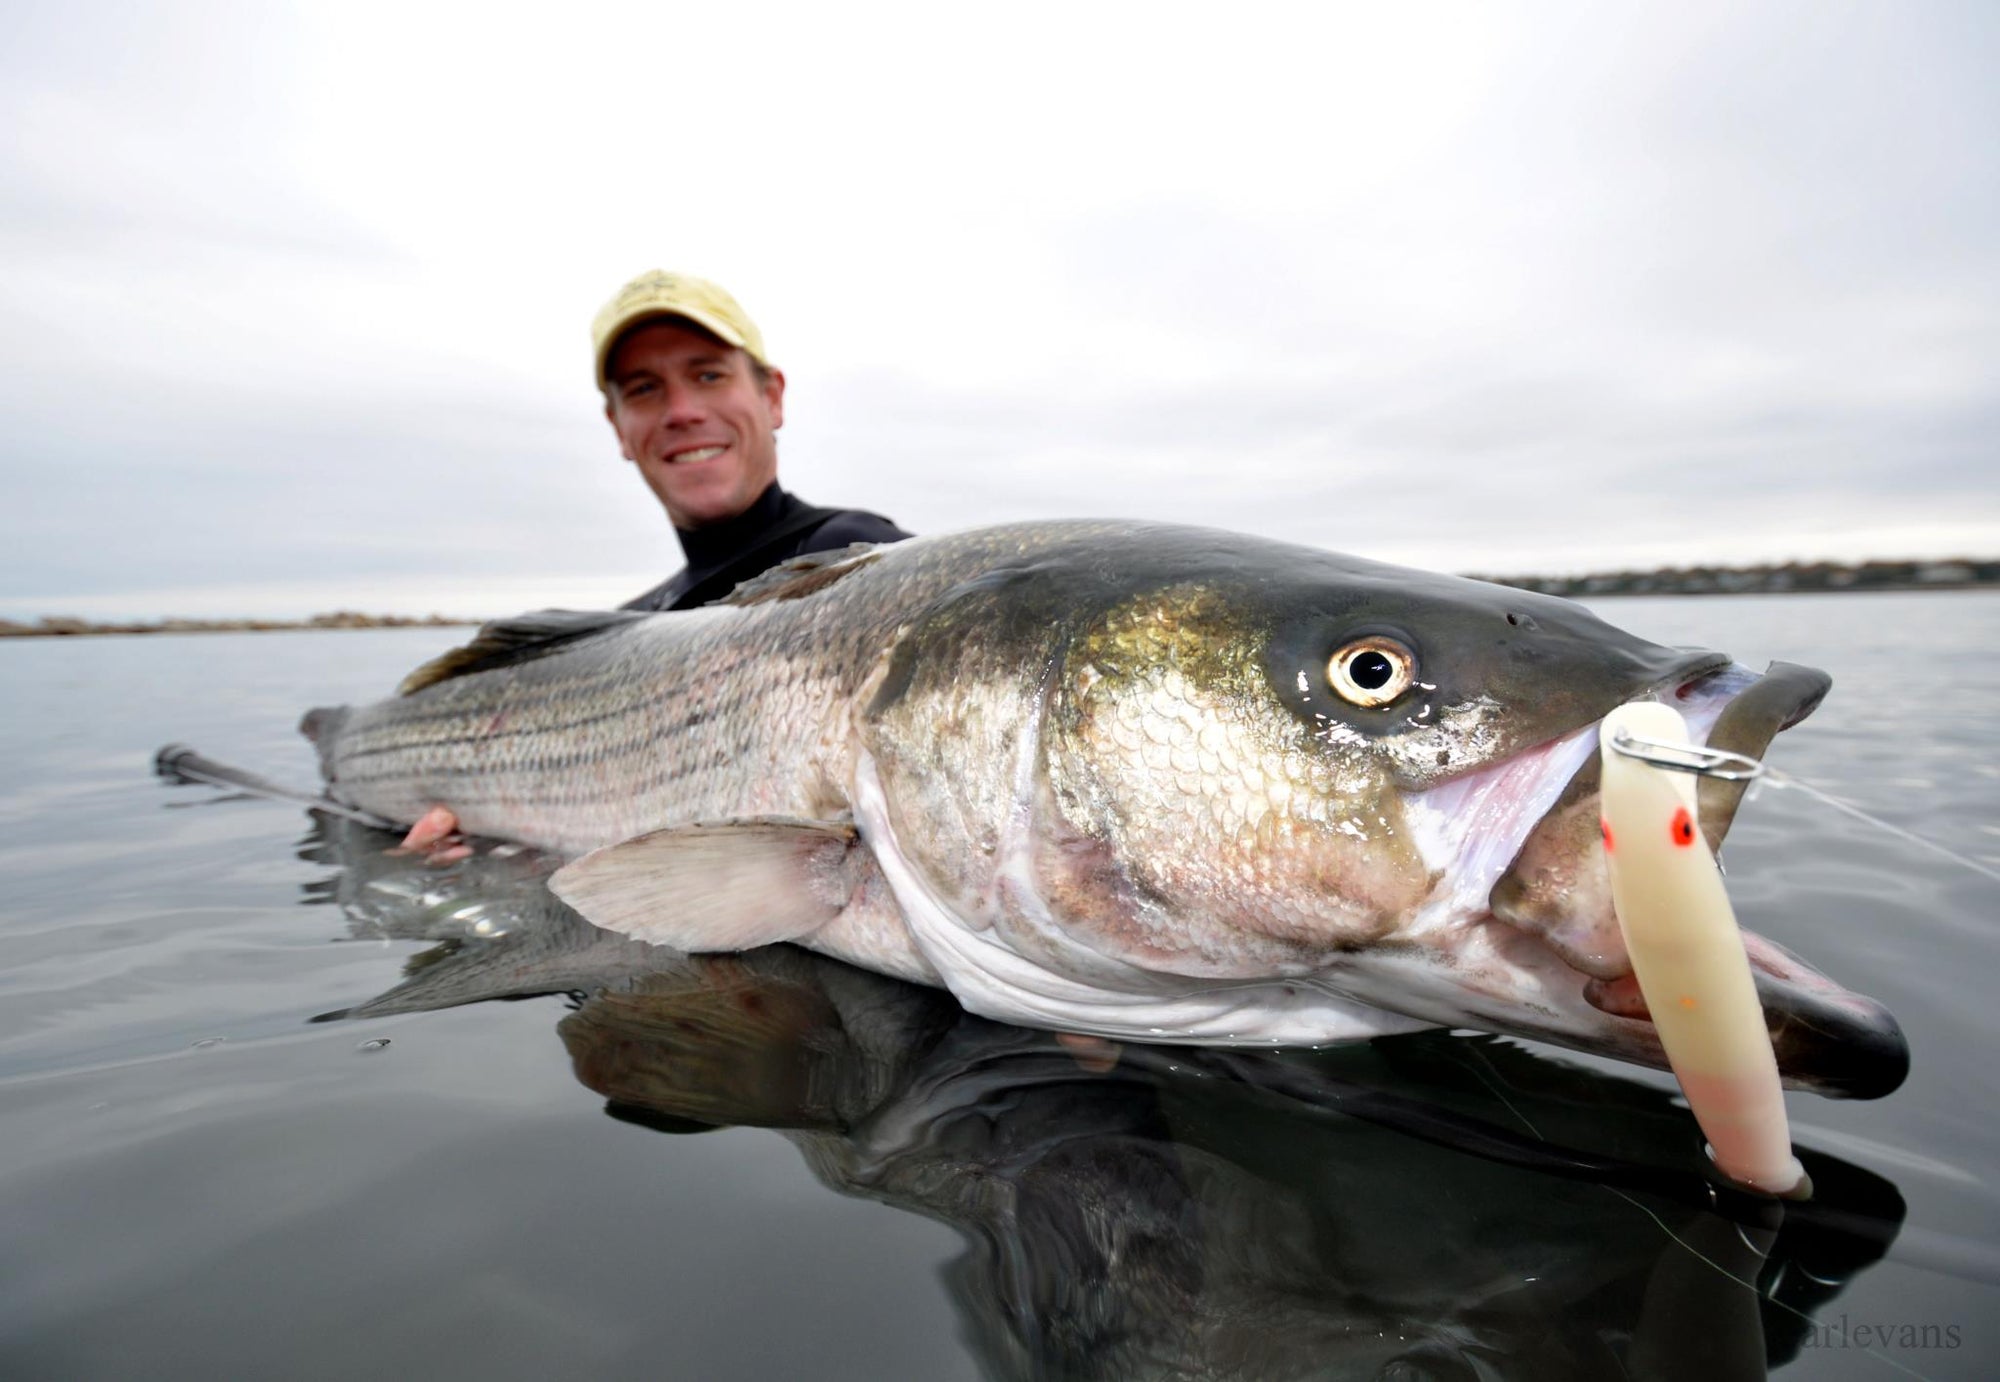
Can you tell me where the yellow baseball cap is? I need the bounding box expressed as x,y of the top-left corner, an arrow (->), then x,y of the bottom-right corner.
591,269 -> 770,387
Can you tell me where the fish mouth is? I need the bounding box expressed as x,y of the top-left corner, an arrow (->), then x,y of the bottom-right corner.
1473,659 -> 1907,1099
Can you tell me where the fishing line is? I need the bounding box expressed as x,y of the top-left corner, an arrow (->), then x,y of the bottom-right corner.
1462,1005 -> 1932,1375
1609,731 -> 2000,885
1754,771 -> 2000,885
1605,1189 -> 1940,1382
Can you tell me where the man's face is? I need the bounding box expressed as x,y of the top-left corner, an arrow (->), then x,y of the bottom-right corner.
603,319 -> 787,529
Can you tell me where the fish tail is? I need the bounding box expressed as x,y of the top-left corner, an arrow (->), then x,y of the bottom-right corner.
299,704 -> 351,781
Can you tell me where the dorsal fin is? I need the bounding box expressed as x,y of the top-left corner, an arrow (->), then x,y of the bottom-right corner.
397,608 -> 653,695
718,546 -> 882,607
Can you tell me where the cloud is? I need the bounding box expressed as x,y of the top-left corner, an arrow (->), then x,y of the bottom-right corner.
2,1 -> 1995,618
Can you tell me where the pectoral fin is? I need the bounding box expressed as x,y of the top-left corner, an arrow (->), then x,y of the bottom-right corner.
549,818 -> 865,951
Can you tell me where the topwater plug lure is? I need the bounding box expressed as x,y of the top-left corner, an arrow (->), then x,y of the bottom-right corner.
1599,702 -> 1810,1198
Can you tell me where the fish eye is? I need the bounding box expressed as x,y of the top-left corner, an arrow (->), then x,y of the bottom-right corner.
1327,636 -> 1416,708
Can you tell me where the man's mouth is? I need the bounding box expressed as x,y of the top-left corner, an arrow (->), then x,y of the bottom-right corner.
666,445 -> 728,466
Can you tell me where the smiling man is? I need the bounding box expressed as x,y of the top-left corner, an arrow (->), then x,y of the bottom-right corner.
592,270 -> 910,611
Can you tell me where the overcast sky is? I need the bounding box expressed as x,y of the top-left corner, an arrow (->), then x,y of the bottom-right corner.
4,1 -> 1994,619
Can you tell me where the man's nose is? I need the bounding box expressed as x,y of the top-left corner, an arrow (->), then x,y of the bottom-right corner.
662,383 -> 706,427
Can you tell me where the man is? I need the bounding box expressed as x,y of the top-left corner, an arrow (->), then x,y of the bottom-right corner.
591,270 -> 910,611
394,272 -> 911,862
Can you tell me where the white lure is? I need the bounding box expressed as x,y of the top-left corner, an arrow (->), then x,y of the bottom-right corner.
1597,702 -> 1809,1198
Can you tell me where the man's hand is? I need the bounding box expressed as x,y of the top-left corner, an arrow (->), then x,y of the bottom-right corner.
390,805 -> 472,865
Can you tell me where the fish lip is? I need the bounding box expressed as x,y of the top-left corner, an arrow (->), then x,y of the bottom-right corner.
1756,969 -> 1910,1099
1662,648 -> 1738,693
1691,661 -> 1832,845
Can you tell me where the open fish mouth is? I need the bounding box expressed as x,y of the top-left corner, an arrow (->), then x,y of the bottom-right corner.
1398,659 -> 1908,1100
1504,660 -> 1906,1098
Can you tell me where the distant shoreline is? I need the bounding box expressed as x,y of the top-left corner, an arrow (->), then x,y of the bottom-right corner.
0,612 -> 479,639
1472,557 -> 1998,599
5,557 -> 1996,638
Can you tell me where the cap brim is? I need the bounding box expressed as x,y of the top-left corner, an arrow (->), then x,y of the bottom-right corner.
595,307 -> 756,388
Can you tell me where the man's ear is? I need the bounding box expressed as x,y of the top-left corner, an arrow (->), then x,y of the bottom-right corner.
604,397 -> 635,461
764,367 -> 787,431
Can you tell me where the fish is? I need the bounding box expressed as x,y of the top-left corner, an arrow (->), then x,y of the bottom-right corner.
302,520 -> 1908,1097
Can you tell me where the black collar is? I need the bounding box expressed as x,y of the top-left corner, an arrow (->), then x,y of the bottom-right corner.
675,482 -> 802,573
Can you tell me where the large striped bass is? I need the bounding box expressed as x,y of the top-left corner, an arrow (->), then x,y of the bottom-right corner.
304,521 -> 1906,1097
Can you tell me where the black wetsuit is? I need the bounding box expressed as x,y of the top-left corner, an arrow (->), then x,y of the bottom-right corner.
620,482 -> 912,612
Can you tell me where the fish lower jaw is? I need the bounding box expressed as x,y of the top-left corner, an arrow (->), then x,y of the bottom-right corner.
1418,903 -> 1704,1033
1395,910 -> 1908,1097
1574,926 -> 1845,1025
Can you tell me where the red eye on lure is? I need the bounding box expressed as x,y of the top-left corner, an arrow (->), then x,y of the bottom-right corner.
1671,806 -> 1696,847
1600,817 -> 1615,852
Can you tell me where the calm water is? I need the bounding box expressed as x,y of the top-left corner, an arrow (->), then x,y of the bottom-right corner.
2,592 -> 1996,1380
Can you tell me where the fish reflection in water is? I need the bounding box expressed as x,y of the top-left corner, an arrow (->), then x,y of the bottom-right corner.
302,816 -> 1903,1381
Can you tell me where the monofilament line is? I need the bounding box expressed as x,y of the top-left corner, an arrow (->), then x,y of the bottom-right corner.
1761,770 -> 2000,885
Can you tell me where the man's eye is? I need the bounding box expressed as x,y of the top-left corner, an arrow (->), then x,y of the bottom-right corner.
623,380 -> 658,398
696,370 -> 725,384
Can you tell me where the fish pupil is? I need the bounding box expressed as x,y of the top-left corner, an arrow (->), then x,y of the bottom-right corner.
1349,651 -> 1394,689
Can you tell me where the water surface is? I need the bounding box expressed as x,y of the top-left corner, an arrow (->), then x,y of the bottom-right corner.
2,594 -> 1996,1379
